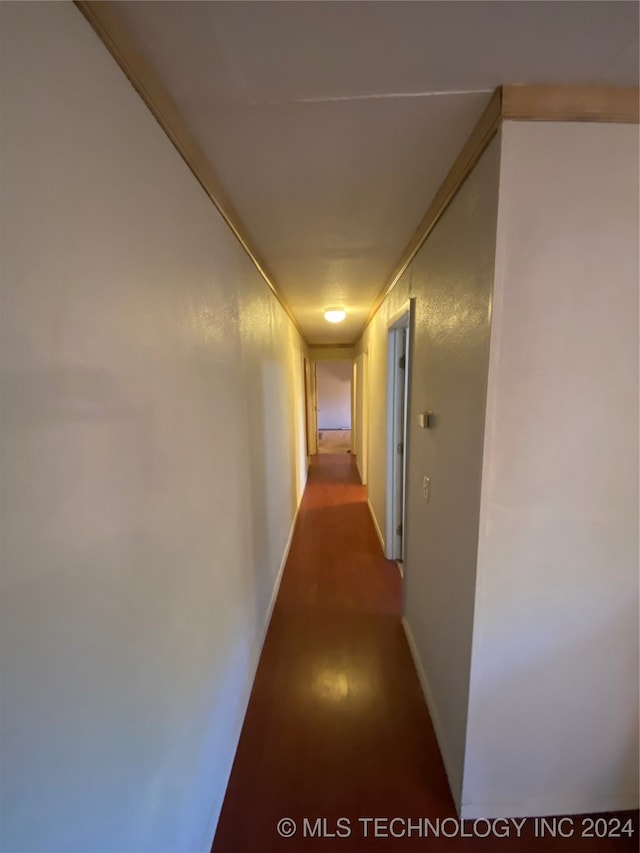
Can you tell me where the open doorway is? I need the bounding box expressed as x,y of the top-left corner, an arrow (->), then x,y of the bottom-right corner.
315,360 -> 352,454
303,357 -> 317,458
386,306 -> 412,566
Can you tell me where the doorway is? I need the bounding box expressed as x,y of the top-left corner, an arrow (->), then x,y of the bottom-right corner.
386,307 -> 411,565
303,357 -> 317,458
315,360 -> 352,454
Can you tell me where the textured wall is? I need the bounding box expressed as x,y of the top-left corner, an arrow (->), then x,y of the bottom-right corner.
464,120 -> 639,818
355,136 -> 501,806
357,117 -> 639,820
0,4 -> 306,852
402,137 -> 500,807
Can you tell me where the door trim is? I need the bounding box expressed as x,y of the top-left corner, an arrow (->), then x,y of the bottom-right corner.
385,300 -> 413,561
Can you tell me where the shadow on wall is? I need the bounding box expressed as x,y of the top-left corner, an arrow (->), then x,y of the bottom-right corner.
239,312 -> 306,640
238,351 -> 267,633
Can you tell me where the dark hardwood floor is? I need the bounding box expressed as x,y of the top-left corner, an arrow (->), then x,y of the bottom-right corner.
212,455 -> 638,852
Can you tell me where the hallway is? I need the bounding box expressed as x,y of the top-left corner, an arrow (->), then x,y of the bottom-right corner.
211,457 -> 638,852
2,6 -> 638,849
212,454 -> 451,851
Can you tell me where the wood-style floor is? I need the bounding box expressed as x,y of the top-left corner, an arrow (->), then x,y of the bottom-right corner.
212,455 -> 638,852
317,428 -> 352,454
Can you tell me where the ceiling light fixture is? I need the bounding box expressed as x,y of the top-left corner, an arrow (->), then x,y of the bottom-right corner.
324,308 -> 346,324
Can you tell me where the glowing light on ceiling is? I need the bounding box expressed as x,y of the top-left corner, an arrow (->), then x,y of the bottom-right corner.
324,308 -> 346,323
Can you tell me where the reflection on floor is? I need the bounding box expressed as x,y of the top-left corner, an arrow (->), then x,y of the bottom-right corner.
317,428 -> 351,454
212,455 -> 639,852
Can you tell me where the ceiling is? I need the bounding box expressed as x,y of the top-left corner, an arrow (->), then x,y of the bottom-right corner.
116,1 -> 639,345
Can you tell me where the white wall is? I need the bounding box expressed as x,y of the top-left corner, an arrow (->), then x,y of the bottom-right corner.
316,359 -> 352,429
0,4 -> 307,852
463,121 -> 639,818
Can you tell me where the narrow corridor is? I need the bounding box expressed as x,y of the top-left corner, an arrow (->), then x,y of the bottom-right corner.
211,456 -> 637,852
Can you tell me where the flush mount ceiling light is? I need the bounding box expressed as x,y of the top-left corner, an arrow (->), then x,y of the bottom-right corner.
324,308 -> 346,324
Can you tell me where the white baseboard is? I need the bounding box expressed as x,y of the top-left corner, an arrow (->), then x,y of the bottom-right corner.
262,495 -> 303,642
202,469 -> 307,850
401,616 -> 462,814
367,498 -> 385,553
460,794 -> 640,820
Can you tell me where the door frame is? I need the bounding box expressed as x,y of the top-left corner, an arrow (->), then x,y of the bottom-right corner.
305,358 -> 318,457
385,300 -> 414,562
302,356 -> 310,459
354,350 -> 369,484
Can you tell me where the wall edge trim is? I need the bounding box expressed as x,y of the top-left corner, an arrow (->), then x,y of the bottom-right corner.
502,84 -> 640,124
361,86 -> 503,334
73,0 -> 308,345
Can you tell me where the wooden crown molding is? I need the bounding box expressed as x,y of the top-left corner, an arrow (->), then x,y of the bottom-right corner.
361,83 -> 639,337
70,3 -> 640,350
502,85 -> 639,124
308,343 -> 356,350
363,87 -> 502,331
74,1 -> 307,344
